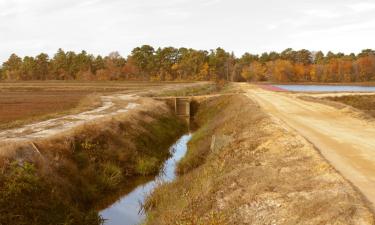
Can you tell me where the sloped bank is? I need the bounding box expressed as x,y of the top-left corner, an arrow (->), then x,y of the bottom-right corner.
144,94 -> 374,225
0,98 -> 186,225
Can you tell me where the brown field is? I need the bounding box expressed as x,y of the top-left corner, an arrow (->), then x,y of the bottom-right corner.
324,95 -> 375,118
0,81 -> 202,130
0,90 -> 97,128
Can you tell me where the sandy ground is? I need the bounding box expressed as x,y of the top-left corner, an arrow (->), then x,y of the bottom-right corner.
243,83 -> 375,209
0,94 -> 140,144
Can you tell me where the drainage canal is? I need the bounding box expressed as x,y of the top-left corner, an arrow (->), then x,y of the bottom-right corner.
100,134 -> 192,225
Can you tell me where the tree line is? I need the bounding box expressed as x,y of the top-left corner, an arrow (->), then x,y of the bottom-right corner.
1,46 -> 375,82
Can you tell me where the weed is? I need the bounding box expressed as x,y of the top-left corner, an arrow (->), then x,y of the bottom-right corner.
99,163 -> 123,191
177,126 -> 210,174
0,98 -> 186,225
154,83 -> 217,97
177,96 -> 232,174
136,157 -> 160,175
325,95 -> 375,118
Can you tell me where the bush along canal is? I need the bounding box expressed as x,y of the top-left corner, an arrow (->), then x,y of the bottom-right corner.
0,99 -> 188,225
100,134 -> 192,225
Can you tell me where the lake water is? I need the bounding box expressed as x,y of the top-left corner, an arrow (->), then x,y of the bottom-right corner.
273,85 -> 375,92
100,134 -> 192,225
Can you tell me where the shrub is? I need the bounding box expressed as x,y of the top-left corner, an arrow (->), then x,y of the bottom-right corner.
99,163 -> 123,191
135,157 -> 160,175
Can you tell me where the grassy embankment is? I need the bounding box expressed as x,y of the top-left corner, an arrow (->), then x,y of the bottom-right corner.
0,99 -> 186,225
149,80 -> 238,98
144,94 -> 374,224
324,95 -> 375,118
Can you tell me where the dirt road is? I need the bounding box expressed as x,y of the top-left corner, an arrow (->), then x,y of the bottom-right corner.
244,84 -> 375,208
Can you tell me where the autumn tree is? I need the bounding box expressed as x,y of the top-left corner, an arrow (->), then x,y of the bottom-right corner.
34,53 -> 49,80
241,61 -> 266,81
131,45 -> 155,80
271,60 -> 295,82
357,55 -> 375,81
122,57 -> 138,80
208,48 -> 233,80
2,54 -> 23,80
295,49 -> 312,65
50,49 -> 68,80
358,49 -> 375,58
294,63 -> 310,81
313,51 -> 325,64
154,47 -> 179,80
172,48 -> 209,80
338,58 -> 353,82
1,47 -> 375,82
104,51 -> 126,80
20,56 -> 36,80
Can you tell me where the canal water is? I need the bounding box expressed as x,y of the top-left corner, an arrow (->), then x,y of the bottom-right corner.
273,85 -> 375,92
100,134 -> 192,225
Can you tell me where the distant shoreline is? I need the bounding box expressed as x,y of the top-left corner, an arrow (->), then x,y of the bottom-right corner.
254,81 -> 375,87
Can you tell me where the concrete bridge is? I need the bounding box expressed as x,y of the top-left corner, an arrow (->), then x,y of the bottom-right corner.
174,97 -> 191,117
155,97 -> 191,117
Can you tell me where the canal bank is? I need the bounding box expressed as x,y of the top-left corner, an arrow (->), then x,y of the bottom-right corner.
100,134 -> 192,225
0,98 -> 187,225
142,93 -> 375,225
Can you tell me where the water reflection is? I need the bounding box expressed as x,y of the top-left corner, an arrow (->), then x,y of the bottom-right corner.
100,134 -> 192,225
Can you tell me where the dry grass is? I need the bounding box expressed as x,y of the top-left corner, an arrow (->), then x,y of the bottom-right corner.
144,94 -> 375,225
298,94 -> 375,122
324,95 -> 375,118
152,84 -> 217,97
0,81 -> 194,92
0,97 -> 187,225
146,81 -> 242,98
177,95 -> 233,175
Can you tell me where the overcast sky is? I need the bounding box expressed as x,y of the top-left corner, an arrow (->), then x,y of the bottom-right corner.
1,0 -> 375,61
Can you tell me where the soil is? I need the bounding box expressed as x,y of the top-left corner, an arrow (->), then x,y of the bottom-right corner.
0,94 -> 140,144
243,83 -> 375,209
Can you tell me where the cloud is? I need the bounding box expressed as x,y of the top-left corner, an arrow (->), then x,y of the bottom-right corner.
1,0 -> 375,62
266,24 -> 278,30
200,0 -> 222,6
290,19 -> 375,39
302,9 -> 342,19
347,2 -> 375,12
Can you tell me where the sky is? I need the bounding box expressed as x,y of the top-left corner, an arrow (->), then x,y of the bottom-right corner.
0,0 -> 375,61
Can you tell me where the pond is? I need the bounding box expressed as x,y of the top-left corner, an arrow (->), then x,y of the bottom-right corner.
100,134 -> 192,225
273,85 -> 375,92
